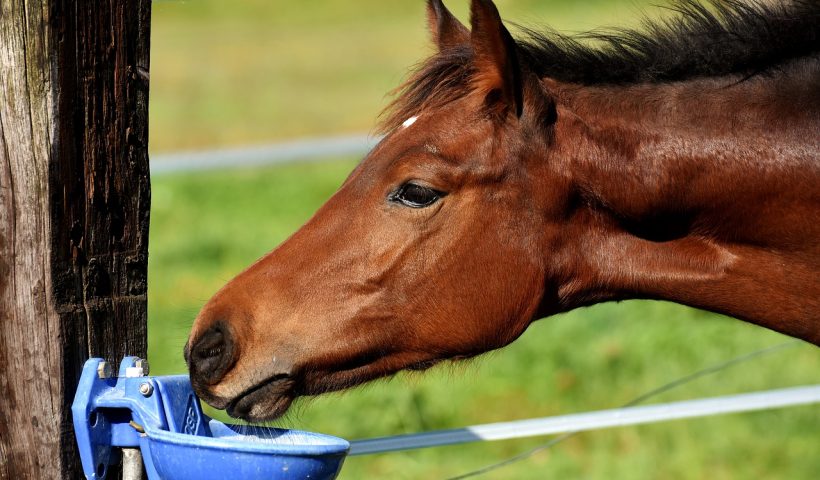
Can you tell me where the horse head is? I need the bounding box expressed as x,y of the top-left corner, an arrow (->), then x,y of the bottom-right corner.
186,0 -> 566,421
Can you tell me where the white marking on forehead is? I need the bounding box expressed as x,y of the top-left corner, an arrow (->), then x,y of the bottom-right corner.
402,116 -> 418,129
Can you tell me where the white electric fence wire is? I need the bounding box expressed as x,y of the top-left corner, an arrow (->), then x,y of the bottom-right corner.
350,341 -> 810,457
350,383 -> 819,456
445,340 -> 804,479
150,135 -> 379,175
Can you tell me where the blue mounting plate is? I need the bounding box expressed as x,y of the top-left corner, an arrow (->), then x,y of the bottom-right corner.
72,357 -> 349,480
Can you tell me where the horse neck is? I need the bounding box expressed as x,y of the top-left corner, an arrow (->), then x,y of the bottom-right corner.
546,60 -> 820,343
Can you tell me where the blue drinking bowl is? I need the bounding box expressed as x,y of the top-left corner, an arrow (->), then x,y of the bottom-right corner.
142,420 -> 348,480
73,357 -> 349,480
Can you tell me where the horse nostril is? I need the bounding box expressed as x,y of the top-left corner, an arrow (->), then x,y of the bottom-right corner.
189,324 -> 236,385
201,346 -> 223,359
194,330 -> 224,360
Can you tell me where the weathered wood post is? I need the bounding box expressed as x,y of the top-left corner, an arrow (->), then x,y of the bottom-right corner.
0,1 -> 151,478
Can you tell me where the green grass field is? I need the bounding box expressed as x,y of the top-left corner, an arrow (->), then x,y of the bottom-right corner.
150,0 -> 661,151
148,1 -> 820,478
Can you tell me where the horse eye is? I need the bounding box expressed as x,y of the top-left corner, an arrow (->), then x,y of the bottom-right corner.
390,183 -> 444,208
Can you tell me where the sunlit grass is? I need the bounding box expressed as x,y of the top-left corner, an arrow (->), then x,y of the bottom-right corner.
150,0 -> 659,151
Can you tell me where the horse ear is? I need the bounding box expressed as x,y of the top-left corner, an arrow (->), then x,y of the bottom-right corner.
469,0 -> 523,118
427,0 -> 470,51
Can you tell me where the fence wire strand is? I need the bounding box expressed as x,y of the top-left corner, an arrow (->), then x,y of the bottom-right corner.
446,340 -> 802,480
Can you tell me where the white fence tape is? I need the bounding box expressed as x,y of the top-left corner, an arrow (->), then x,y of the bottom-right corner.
349,385 -> 820,455
150,134 -> 380,175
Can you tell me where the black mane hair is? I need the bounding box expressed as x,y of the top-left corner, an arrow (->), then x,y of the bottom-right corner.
380,0 -> 820,132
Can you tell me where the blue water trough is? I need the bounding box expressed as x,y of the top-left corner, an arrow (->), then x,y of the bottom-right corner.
72,357 -> 349,480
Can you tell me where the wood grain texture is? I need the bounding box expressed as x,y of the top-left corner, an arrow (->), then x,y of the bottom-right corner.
0,1 -> 151,478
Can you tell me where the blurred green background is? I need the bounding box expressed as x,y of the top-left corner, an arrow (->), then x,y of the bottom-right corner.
148,1 -> 820,478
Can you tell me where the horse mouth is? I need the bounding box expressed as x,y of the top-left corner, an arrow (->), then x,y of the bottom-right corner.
222,354 -> 445,421
225,373 -> 296,421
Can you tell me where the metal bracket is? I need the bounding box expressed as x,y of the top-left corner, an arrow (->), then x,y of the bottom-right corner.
72,357 -> 206,479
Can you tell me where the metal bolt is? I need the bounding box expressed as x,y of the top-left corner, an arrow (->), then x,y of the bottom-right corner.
135,359 -> 150,376
125,358 -> 150,378
139,382 -> 154,397
97,361 -> 113,379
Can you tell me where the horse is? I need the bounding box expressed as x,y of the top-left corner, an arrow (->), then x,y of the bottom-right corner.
185,0 -> 819,421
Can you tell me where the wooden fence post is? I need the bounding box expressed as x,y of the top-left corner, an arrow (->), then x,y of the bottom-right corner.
0,1 -> 151,478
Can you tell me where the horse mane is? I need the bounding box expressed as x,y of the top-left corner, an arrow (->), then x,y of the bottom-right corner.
379,0 -> 820,133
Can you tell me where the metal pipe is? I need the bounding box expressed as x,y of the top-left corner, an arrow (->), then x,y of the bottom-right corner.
122,358 -> 148,479
122,448 -> 144,480
349,384 -> 820,455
